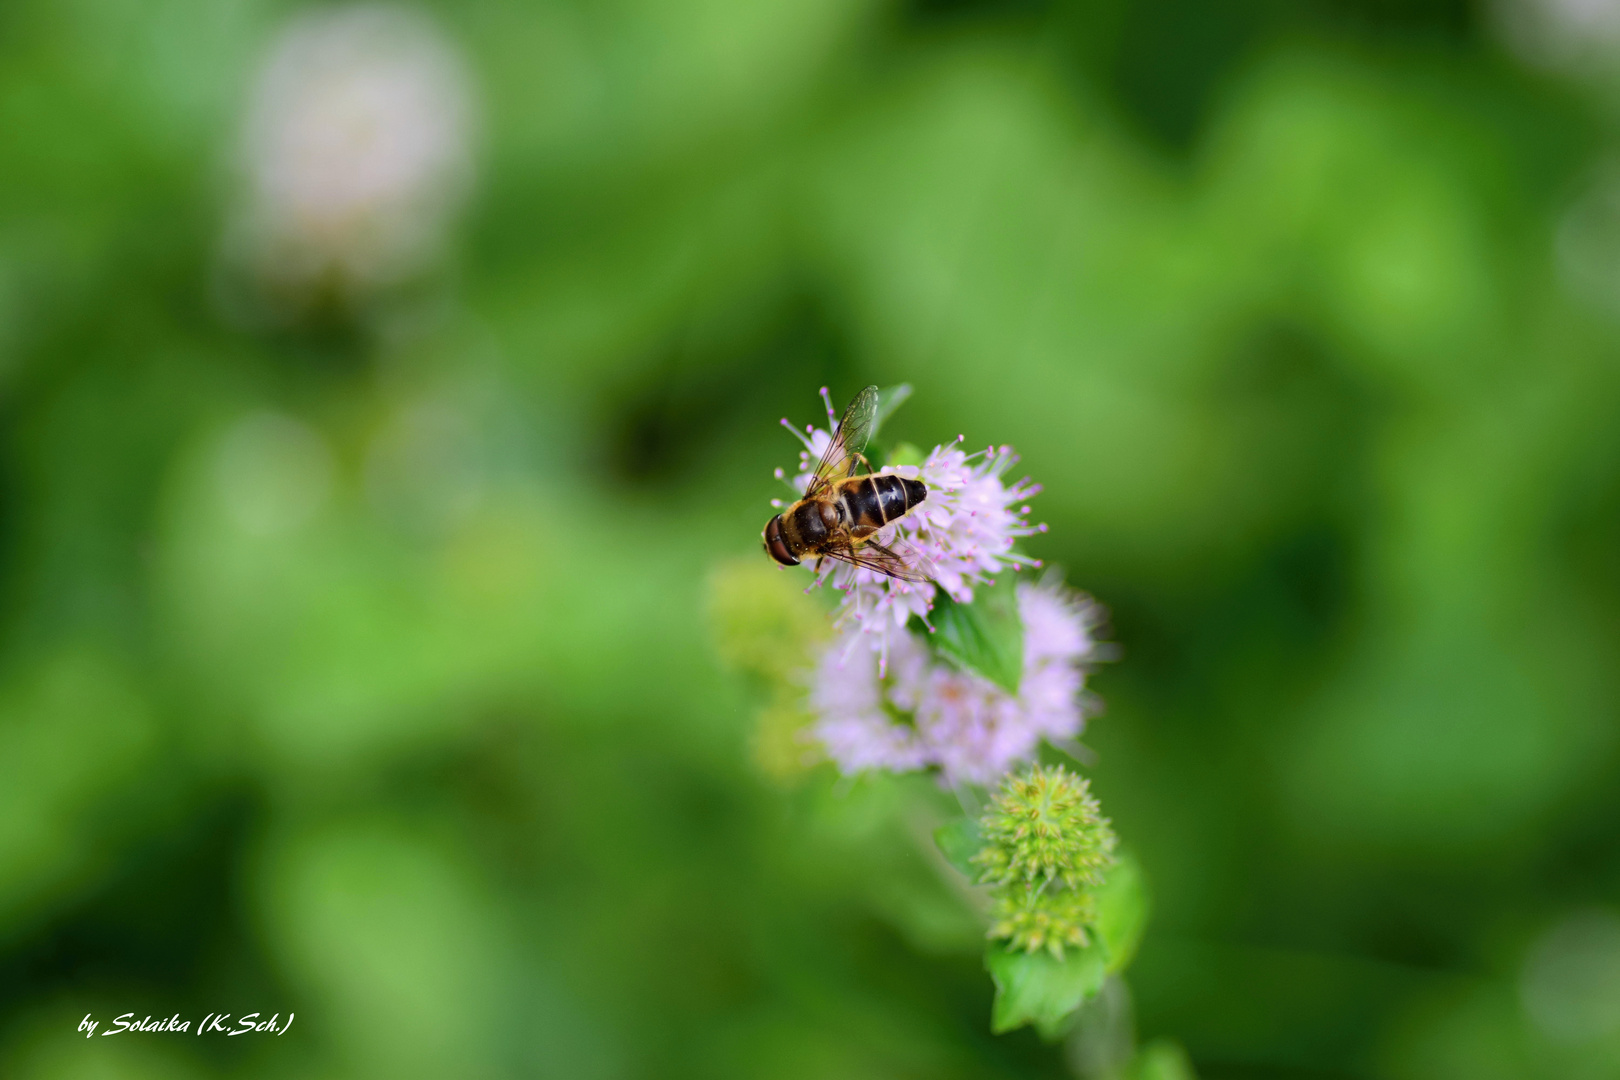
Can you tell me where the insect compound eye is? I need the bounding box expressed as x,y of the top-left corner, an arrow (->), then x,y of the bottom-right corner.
763,515 -> 799,566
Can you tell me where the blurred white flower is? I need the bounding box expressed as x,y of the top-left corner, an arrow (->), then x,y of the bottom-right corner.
226,4 -> 476,317
1557,161 -> 1620,313
809,580 -> 1105,786
1521,909 -> 1620,1043
1495,0 -> 1620,72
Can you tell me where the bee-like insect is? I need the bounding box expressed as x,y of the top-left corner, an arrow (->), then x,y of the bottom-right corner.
763,385 -> 931,582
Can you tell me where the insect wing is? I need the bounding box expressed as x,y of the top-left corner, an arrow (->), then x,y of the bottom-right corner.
821,537 -> 933,585
808,385 -> 878,493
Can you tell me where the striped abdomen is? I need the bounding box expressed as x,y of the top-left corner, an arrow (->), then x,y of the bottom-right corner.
835,474 -> 927,538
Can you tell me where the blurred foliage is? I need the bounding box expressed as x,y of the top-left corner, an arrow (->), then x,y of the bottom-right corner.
4,0 -> 1620,1077
706,557 -> 831,780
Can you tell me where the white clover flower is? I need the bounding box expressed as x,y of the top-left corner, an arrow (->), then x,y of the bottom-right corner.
226,4 -> 476,317
1495,0 -> 1620,72
808,580 -> 1106,786
1557,162 -> 1620,315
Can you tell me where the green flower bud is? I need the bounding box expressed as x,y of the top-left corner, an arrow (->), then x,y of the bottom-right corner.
988,881 -> 1100,958
973,764 -> 1116,890
974,764 -> 1119,958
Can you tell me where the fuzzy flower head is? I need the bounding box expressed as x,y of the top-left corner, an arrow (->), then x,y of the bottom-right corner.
773,388 -> 1045,665
975,764 -> 1117,958
989,880 -> 1101,957
774,387 -> 1108,786
226,4 -> 476,319
974,764 -> 1116,891
1496,0 -> 1620,72
808,579 -> 1104,786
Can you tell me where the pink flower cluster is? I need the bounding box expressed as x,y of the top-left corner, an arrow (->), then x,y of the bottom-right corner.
773,393 -> 1045,668
772,389 -> 1105,785
809,580 -> 1105,786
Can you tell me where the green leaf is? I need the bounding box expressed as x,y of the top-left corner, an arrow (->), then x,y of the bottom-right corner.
917,575 -> 1024,694
871,383 -> 913,439
933,818 -> 984,878
985,939 -> 1108,1036
1128,1039 -> 1197,1080
1034,999 -> 1085,1042
1096,851 -> 1150,975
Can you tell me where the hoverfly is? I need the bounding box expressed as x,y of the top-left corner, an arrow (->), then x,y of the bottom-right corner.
763,385 -> 931,583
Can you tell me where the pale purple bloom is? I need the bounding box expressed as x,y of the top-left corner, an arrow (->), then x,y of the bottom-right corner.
809,579 -> 1106,786
772,388 -> 1106,784
809,630 -> 931,775
774,391 -> 1044,669
1017,584 -> 1104,743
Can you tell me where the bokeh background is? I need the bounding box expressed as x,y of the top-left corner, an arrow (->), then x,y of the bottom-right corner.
5,0 -> 1620,1076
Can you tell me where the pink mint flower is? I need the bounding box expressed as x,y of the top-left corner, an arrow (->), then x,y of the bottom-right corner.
808,580 -> 1107,786
772,390 -> 1045,669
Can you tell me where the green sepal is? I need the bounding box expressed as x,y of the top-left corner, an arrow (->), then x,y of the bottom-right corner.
1127,1039 -> 1197,1080
1095,851 -> 1149,975
885,442 -> 924,468
933,818 -> 984,878
1034,1002 -> 1085,1042
914,575 -> 1024,694
986,938 -> 1109,1037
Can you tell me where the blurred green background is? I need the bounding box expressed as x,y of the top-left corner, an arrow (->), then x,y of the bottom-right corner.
5,0 -> 1620,1076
